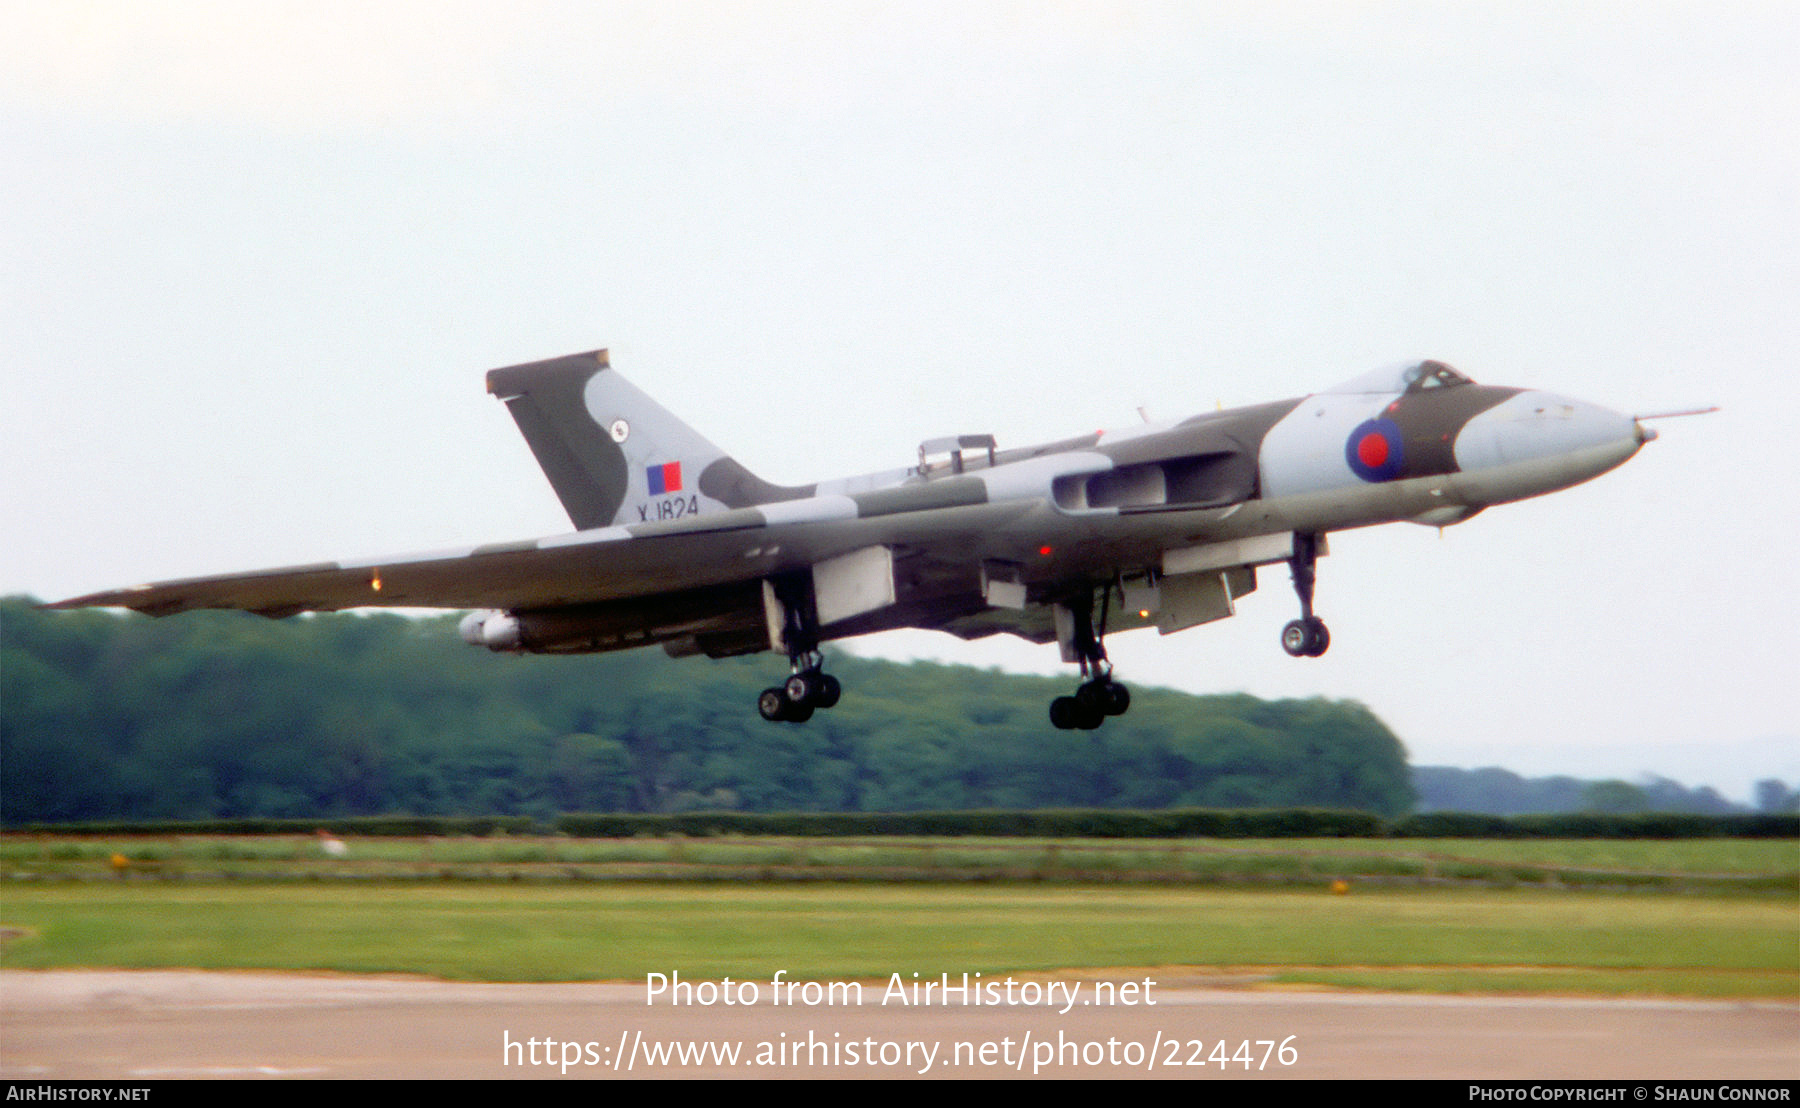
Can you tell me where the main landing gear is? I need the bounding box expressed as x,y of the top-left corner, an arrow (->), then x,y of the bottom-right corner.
1049,585 -> 1132,731
758,574 -> 844,724
758,652 -> 842,723
1281,532 -> 1330,658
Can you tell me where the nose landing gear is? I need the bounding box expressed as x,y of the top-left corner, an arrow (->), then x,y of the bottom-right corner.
1281,532 -> 1330,657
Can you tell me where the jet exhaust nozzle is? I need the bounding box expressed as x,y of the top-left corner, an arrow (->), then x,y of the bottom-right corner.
458,609 -> 522,650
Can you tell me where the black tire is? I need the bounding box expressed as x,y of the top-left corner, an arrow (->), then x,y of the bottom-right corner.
1304,618 -> 1331,657
1074,700 -> 1105,730
785,671 -> 819,706
1075,681 -> 1108,713
1102,681 -> 1131,716
815,673 -> 842,709
758,688 -> 789,722
1049,697 -> 1078,730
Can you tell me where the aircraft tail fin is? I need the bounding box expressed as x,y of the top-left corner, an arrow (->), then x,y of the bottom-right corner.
485,349 -> 808,530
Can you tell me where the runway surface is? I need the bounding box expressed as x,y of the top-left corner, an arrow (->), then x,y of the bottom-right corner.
3,970 -> 1795,1079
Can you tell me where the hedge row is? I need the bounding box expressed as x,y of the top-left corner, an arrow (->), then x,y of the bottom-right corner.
1390,811 -> 1799,839
7,809 -> 1794,839
552,808 -> 1393,839
0,816 -> 541,838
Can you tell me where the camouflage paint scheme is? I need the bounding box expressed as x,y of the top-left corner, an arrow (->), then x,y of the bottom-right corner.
51,349 -> 1652,720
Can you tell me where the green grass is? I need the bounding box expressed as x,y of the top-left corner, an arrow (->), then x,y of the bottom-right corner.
1266,966 -> 1791,998
4,835 -> 1794,890
2,883 -> 1794,998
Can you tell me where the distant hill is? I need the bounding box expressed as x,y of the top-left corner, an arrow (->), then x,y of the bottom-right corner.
1411,765 -> 1792,816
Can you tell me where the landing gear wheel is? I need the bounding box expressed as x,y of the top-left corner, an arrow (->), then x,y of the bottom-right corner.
1076,679 -> 1131,717
1051,694 -> 1105,730
1101,680 -> 1130,716
781,669 -> 841,711
1075,681 -> 1107,713
1281,619 -> 1309,657
1304,619 -> 1329,657
1281,617 -> 1330,657
759,685 -> 815,723
785,671 -> 821,706
763,660 -> 840,723
758,687 -> 789,722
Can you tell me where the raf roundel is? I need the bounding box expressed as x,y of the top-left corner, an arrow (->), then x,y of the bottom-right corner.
1345,418 -> 1405,482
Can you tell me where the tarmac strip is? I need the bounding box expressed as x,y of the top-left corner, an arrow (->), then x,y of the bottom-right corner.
4,970 -> 1796,1079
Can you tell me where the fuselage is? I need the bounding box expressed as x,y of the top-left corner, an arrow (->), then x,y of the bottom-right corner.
792,360 -> 1645,590
448,357 -> 1648,657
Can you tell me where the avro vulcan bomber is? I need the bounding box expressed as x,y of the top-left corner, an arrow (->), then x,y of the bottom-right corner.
53,350 -> 1691,729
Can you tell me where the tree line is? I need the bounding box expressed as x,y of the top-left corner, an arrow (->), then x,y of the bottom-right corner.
3,597 -> 1416,822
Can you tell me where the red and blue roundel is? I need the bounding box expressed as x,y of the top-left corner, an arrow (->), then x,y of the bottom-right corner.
1345,418 -> 1405,482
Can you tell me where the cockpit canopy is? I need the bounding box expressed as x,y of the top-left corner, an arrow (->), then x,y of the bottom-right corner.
1323,360 -> 1474,395
917,433 -> 997,476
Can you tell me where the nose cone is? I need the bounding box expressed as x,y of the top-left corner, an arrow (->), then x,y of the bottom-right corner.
1454,391 -> 1645,501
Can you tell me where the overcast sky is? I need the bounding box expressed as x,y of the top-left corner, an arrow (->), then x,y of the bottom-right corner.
3,2 -> 1795,801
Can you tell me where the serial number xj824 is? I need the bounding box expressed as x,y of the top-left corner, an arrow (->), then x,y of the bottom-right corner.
52,350 -> 1706,730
